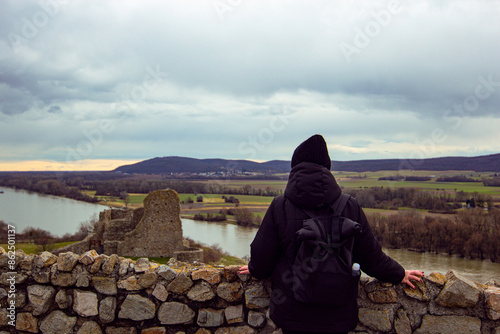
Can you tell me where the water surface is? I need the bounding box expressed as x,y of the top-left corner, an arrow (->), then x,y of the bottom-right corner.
0,187 -> 107,236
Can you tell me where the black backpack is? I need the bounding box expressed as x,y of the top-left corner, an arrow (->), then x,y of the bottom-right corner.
290,193 -> 362,306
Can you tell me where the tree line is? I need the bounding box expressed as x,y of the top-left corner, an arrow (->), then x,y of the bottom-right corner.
0,173 -> 283,201
347,186 -> 493,212
0,174 -> 99,203
368,208 -> 500,261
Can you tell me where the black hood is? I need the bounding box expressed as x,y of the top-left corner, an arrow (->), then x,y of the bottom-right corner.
284,162 -> 342,209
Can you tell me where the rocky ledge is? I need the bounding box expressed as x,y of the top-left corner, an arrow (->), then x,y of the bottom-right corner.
1,248 -> 500,334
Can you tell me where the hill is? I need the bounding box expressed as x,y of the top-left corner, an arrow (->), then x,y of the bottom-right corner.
114,153 -> 500,175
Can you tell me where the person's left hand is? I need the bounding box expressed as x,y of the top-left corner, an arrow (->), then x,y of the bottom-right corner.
238,265 -> 250,275
402,270 -> 425,289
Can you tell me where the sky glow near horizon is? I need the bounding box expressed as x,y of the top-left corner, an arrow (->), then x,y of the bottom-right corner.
0,0 -> 499,171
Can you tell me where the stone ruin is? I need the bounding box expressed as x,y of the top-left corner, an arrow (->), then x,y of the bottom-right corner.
55,189 -> 203,262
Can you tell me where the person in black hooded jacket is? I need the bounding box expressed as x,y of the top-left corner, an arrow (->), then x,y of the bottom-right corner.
239,134 -> 424,334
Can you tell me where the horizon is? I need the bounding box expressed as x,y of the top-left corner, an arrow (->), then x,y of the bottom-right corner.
1,151 -> 499,172
1,1 -> 499,171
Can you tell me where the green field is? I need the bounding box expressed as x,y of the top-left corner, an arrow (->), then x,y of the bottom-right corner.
0,241 -> 78,254
331,170 -> 499,196
84,170 -> 500,218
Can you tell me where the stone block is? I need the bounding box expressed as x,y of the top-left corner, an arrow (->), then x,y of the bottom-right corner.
19,253 -> 35,271
403,279 -> 431,302
118,276 -> 141,291
394,308 -> 412,334
119,258 -> 133,276
141,328 -> 167,334
414,315 -> 481,334
367,287 -> 398,303
34,251 -> 58,268
9,290 -> 26,308
0,272 -> 27,285
0,308 -> 8,326
92,277 -> 118,295
78,250 -> 99,265
436,271 -> 481,308
74,265 -> 91,288
358,307 -> 393,332
90,256 -> 104,274
158,302 -> 195,325
195,329 -> 212,334
74,290 -> 98,317
167,272 -> 193,294
225,304 -> 245,324
99,296 -> 117,324
133,258 -> 152,273
217,281 -> 244,302
158,265 -> 177,281
152,283 -> 169,302
102,254 -> 120,275
138,271 -> 158,288
77,321 -> 103,334
105,327 -> 138,334
188,281 -> 216,302
55,289 -> 72,309
27,284 -> 56,316
192,268 -> 222,284
248,311 -> 266,328
33,267 -> 51,283
57,252 -> 80,272
223,265 -> 241,282
39,310 -> 77,334
197,308 -> 225,327
51,265 -> 77,287
215,326 -> 256,334
485,287 -> 500,320
245,283 -> 270,309
118,294 -> 156,321
427,272 -> 447,286
15,312 -> 38,333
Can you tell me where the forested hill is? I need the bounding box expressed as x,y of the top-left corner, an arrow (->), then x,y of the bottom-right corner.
114,153 -> 500,174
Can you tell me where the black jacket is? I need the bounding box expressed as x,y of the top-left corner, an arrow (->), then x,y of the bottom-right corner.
248,162 -> 405,332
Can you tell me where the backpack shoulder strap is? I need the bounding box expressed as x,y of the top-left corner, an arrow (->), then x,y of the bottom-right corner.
330,193 -> 351,245
331,193 -> 351,216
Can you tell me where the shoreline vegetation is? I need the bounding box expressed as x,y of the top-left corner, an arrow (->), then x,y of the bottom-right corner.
2,169 -> 500,262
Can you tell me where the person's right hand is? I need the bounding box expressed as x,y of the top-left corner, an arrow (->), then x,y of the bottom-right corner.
238,265 -> 250,275
401,270 -> 424,289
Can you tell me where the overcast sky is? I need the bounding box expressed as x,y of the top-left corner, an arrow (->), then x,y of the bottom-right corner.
1,0 -> 499,171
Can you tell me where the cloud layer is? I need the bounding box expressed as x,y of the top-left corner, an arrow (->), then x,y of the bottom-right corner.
1,0 -> 499,170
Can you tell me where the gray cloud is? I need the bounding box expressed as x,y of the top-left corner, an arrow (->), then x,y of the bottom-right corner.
0,0 -> 499,166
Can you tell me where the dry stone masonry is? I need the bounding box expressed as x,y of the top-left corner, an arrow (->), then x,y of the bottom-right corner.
1,248 -> 500,333
55,189 -> 202,261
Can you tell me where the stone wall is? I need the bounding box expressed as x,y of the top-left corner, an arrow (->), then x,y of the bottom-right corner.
1,248 -> 500,334
55,189 -> 189,259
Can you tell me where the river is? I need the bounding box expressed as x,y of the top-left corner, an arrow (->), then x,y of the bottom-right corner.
181,219 -> 500,285
0,187 -> 108,236
1,188 -> 499,284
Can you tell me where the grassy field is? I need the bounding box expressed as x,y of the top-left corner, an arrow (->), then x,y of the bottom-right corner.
82,170 -> 500,220
0,241 -> 78,254
179,193 -> 273,218
334,170 -> 500,197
